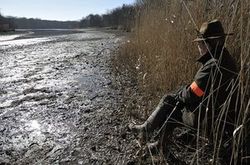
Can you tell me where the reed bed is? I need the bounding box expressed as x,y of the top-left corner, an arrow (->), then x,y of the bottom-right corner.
112,0 -> 250,164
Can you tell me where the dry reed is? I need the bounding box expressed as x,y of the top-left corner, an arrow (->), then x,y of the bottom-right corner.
112,0 -> 250,164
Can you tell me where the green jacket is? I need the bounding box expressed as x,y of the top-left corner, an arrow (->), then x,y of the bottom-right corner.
178,47 -> 238,114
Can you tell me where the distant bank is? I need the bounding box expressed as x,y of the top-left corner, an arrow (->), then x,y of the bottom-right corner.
9,17 -> 79,29
0,15 -> 79,32
0,14 -> 15,32
0,3 -> 135,33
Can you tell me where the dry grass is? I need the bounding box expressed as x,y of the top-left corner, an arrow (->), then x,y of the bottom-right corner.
112,0 -> 250,164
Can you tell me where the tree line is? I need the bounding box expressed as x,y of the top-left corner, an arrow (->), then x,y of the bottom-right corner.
0,13 -> 15,31
1,13 -> 79,30
0,3 -> 137,31
79,4 -> 136,31
9,17 -> 79,29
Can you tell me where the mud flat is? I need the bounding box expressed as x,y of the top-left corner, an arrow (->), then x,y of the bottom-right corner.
0,29 -> 137,164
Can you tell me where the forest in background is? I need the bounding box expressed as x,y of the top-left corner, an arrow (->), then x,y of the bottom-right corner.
0,13 -> 79,29
79,4 -> 136,31
0,13 -> 15,31
9,17 -> 79,29
0,4 -> 136,30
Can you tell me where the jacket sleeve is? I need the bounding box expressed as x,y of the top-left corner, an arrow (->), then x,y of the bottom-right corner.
178,60 -> 217,107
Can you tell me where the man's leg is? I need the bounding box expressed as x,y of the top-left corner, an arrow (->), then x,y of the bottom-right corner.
155,102 -> 184,153
129,94 -> 179,141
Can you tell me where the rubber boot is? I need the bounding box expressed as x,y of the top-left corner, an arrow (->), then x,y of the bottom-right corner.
145,94 -> 177,132
129,94 -> 177,142
129,95 -> 177,141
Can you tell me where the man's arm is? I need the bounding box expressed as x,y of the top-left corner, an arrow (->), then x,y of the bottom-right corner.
178,60 -> 217,107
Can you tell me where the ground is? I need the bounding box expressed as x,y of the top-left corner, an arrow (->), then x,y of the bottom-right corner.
0,29 -> 139,164
0,29 -> 230,165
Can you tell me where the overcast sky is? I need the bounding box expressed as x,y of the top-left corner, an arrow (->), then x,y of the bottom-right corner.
0,0 -> 135,21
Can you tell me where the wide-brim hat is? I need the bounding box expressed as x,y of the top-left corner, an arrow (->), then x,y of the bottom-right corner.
193,19 -> 233,42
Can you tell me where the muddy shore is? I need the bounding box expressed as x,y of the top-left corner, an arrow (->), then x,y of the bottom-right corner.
0,29 -> 138,164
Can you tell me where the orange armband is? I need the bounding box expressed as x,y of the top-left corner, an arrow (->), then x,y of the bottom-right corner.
190,81 -> 204,97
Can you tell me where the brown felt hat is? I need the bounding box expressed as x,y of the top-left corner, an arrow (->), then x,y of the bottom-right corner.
194,19 -> 233,42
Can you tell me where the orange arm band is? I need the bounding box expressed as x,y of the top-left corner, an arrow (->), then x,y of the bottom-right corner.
190,81 -> 204,97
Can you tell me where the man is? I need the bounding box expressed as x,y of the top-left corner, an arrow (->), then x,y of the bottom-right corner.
129,20 -> 239,154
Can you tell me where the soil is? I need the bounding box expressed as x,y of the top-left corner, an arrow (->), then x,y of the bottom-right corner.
0,29 -> 138,165
0,29 -> 228,165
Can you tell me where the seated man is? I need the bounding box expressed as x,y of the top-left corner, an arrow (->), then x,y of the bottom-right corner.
129,20 -> 239,154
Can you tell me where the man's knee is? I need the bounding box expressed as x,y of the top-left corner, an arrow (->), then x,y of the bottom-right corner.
160,94 -> 184,122
161,94 -> 177,107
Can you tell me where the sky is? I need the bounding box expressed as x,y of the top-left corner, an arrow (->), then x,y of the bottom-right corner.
0,0 -> 135,21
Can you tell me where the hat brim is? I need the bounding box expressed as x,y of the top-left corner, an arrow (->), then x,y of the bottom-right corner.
193,33 -> 234,42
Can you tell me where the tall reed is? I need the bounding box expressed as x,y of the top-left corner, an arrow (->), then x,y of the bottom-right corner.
113,0 -> 249,164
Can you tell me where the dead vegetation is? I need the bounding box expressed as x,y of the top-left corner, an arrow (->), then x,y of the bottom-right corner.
112,0 -> 250,164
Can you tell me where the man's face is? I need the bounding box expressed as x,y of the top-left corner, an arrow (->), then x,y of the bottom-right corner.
197,41 -> 209,56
